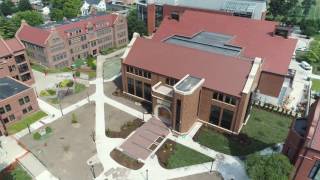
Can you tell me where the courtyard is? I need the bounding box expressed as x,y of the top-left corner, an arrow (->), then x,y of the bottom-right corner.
193,107 -> 293,156
19,104 -> 103,180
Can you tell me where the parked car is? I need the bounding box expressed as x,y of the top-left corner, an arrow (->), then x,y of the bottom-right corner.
300,61 -> 312,70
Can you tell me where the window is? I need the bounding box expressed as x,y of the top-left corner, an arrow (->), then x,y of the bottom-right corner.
0,107 -> 5,114
22,108 -> 28,114
9,114 -> 15,121
309,160 -> 320,180
127,78 -> 134,95
27,106 -> 33,112
213,92 -> 224,101
135,80 -> 143,97
3,118 -> 9,124
24,96 -> 30,103
5,104 -> 11,112
143,71 -> 151,79
225,95 -> 237,105
134,68 -> 139,75
221,109 -> 234,130
209,105 -> 221,125
166,78 -> 177,86
144,83 -> 152,101
175,99 -> 181,132
19,98 -> 25,105
138,69 -> 143,76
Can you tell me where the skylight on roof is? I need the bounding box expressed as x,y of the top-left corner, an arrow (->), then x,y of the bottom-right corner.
164,31 -> 242,56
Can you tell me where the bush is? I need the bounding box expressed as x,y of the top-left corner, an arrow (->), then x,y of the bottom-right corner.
71,113 -> 78,124
47,89 -> 56,96
75,71 -> 80,77
33,132 -> 41,140
245,153 -> 293,180
59,79 -> 74,88
45,126 -> 52,134
40,90 -> 50,97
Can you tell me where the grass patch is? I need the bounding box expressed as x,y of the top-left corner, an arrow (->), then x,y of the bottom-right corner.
74,83 -> 86,93
194,107 -> 292,156
1,164 -> 32,180
106,119 -> 144,138
31,63 -> 71,73
312,79 -> 320,91
156,139 -> 213,169
7,111 -> 48,134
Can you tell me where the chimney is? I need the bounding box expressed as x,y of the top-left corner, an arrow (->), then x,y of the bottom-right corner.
273,24 -> 293,39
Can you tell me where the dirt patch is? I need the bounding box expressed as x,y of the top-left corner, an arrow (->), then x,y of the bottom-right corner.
106,119 -> 144,138
110,149 -> 144,170
156,139 -> 177,168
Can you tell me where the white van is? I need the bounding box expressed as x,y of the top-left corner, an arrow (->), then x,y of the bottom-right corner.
300,61 -> 312,70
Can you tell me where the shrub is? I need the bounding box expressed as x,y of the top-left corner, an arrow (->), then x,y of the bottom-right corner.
71,113 -> 78,124
59,79 -> 74,88
33,132 -> 41,140
39,90 -> 50,97
75,71 -> 80,77
245,153 -> 293,180
45,126 -> 52,134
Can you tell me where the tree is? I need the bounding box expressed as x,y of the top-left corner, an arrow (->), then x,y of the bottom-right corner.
50,8 -> 64,21
0,16 -> 18,39
12,11 -> 44,26
50,0 -> 82,20
0,0 -> 16,16
245,153 -> 293,180
18,0 -> 33,12
127,8 -> 147,39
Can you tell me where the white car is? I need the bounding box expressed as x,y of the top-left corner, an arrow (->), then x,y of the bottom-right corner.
300,61 -> 312,70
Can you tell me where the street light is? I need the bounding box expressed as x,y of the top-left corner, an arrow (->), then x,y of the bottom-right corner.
209,158 -> 214,173
146,169 -> 148,180
90,165 -> 96,178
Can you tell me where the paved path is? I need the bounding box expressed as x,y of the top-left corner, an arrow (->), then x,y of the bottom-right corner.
310,73 -> 320,80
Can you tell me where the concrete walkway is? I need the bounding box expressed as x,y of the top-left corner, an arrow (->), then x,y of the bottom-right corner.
310,73 -> 320,80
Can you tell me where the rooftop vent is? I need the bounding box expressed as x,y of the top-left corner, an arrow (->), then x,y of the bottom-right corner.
274,24 -> 293,39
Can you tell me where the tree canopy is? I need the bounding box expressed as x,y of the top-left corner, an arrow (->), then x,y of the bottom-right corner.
127,8 -> 147,40
0,0 -> 16,16
245,153 -> 293,180
0,11 -> 43,39
50,0 -> 82,21
18,0 -> 33,12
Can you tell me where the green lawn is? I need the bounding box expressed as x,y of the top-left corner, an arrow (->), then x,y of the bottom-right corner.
194,107 -> 292,156
7,111 -> 48,134
312,79 -> 320,91
1,165 -> 32,180
31,64 -> 71,74
74,83 -> 86,93
158,140 -> 213,169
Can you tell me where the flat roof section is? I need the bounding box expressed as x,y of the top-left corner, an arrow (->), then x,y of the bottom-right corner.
175,75 -> 202,93
0,77 -> 29,100
165,32 -> 242,57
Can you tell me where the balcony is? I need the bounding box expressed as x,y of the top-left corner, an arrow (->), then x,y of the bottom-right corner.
152,82 -> 173,99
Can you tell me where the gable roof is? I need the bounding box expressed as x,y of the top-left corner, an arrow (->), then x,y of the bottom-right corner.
0,38 -> 25,58
123,38 -> 253,97
306,100 -> 320,151
16,14 -> 119,47
153,10 -> 297,75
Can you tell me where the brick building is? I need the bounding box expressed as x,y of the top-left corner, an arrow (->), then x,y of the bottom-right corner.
136,0 -> 267,34
121,10 -> 297,134
0,77 -> 39,136
0,37 -> 39,136
16,13 -> 128,68
283,99 -> 320,180
0,38 -> 34,85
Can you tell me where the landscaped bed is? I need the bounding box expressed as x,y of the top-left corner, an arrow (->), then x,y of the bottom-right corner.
7,111 -> 48,134
156,139 -> 213,169
0,163 -> 31,180
193,107 -> 292,156
110,149 -> 144,170
312,79 -> 320,92
106,119 -> 144,138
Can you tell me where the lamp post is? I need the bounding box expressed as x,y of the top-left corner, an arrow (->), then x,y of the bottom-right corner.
90,165 -> 96,178
209,158 -> 214,173
146,169 -> 148,180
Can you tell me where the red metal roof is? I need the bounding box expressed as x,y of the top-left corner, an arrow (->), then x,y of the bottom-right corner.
307,100 -> 320,151
123,38 -> 253,97
16,14 -> 118,47
153,10 -> 297,75
0,38 -> 25,58
17,24 -> 50,46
